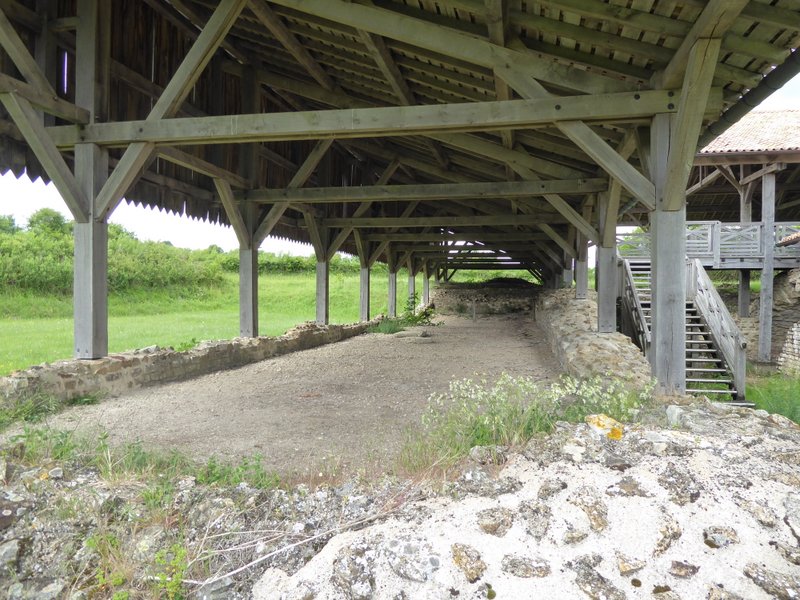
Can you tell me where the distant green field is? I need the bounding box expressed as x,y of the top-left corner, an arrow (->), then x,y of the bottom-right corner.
0,272 -> 418,375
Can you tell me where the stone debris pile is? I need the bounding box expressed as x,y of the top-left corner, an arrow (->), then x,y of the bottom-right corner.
255,401 -> 800,599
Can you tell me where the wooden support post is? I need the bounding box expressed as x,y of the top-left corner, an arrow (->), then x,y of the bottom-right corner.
306,215 -> 330,326
596,190 -> 618,332
650,113 -> 686,395
239,243 -> 259,337
422,266 -> 431,305
216,179 -> 260,337
758,172 -> 776,362
354,231 -> 371,322
316,260 -> 329,325
738,176 -> 754,318
575,235 -> 588,300
73,147 -> 108,358
388,269 -> 398,318
596,246 -> 617,332
408,268 -> 416,313
562,253 -> 574,288
738,270 -> 751,318
73,0 -> 110,359
359,266 -> 370,322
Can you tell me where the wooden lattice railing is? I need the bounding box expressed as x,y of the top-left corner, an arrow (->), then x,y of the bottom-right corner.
618,221 -> 800,266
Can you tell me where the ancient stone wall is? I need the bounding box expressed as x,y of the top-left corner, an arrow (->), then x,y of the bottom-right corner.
432,281 -> 536,315
535,289 -> 652,389
735,268 -> 800,362
0,321 -> 376,407
778,323 -> 800,375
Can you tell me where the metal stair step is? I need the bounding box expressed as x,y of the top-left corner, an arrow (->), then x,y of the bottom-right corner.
687,388 -> 737,394
686,378 -> 733,384
686,368 -> 730,373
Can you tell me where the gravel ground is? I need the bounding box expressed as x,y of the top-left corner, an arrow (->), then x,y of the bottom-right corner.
41,313 -> 560,477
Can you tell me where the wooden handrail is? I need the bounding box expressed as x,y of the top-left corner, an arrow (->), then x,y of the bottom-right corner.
690,259 -> 747,398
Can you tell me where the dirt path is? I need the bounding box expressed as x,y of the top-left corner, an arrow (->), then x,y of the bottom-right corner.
42,314 -> 560,477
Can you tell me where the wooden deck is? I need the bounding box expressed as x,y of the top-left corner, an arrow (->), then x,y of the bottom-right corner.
618,221 -> 800,269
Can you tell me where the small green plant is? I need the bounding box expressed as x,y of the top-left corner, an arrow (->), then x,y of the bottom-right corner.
85,533 -> 131,597
400,293 -> 437,326
174,338 -> 200,352
154,543 -> 188,600
141,480 -> 175,511
67,394 -> 100,407
367,319 -> 405,334
196,454 -> 280,488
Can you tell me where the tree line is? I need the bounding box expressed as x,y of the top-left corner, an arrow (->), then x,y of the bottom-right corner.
0,209 -> 371,295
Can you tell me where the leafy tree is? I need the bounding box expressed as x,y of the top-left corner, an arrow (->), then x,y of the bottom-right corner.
27,208 -> 71,236
108,223 -> 137,241
0,214 -> 18,234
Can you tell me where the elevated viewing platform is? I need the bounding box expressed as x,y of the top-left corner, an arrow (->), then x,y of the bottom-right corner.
618,222 -> 800,270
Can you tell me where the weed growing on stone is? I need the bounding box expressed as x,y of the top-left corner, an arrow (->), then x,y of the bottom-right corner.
174,337 -> 200,352
84,532 -> 134,599
400,373 -> 654,471
154,543 -> 189,600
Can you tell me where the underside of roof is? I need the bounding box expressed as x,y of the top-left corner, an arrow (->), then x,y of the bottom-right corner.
1,0 -> 799,276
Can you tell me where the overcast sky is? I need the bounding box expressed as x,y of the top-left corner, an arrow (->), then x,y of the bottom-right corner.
2,72 -> 799,255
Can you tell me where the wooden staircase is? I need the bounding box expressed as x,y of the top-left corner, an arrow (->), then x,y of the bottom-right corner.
625,259 -> 739,400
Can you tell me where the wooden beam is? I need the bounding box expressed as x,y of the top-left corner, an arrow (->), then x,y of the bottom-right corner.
656,0 -> 747,89
686,168 -> 722,196
326,214 -> 560,228
431,132 -> 588,180
355,16 -> 450,168
716,165 -> 742,193
267,0 -> 635,94
92,0 -> 248,220
363,232 -> 548,242
157,146 -> 250,188
245,178 -> 607,204
663,38 -> 721,211
739,163 -> 787,186
0,5 -> 56,95
0,71 -> 88,123
214,178 -> 250,247
248,0 -> 339,92
496,63 -> 659,209
253,138 -> 333,245
326,158 -> 400,260
510,161 -> 600,243
48,90 -> 682,149
0,92 -> 88,220
539,224 -> 576,259
368,201 -> 419,265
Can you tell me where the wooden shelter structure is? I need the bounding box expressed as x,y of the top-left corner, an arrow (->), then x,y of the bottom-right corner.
1,0 -> 799,396
688,108 -> 800,362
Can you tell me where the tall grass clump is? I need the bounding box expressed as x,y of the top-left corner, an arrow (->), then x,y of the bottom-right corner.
400,373 -> 653,471
747,373 -> 800,424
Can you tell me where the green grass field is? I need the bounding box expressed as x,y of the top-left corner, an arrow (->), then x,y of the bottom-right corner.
0,272 -> 419,375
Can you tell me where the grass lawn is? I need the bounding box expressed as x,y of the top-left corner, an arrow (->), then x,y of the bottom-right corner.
0,272 -> 419,375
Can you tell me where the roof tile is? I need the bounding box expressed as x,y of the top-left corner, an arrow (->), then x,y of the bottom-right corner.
700,109 -> 800,154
